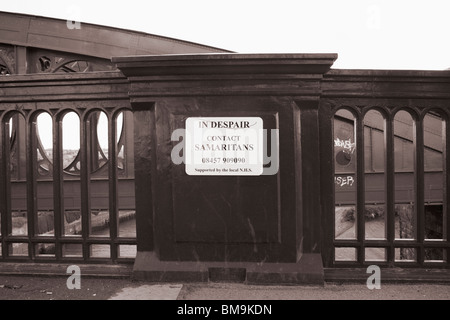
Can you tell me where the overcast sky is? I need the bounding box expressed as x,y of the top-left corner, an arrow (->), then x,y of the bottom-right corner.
0,0 -> 450,70
2,1 -> 449,150
1,0 -> 449,70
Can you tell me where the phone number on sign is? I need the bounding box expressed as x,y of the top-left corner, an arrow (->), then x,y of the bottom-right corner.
201,157 -> 246,164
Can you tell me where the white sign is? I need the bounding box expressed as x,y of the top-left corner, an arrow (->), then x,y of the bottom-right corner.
185,117 -> 264,176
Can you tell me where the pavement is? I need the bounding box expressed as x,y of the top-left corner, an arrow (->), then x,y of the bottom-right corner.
0,274 -> 449,301
0,274 -> 447,319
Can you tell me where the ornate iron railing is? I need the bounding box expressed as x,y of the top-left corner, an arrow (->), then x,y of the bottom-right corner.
321,69 -> 450,268
0,71 -> 136,263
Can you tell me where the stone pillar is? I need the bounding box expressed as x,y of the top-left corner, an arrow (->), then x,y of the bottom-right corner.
113,53 -> 337,284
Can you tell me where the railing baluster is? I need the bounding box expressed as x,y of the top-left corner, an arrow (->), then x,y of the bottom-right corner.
53,114 -> 63,259
108,112 -> 118,261
80,111 -> 91,261
0,116 -> 7,257
416,113 -> 425,265
356,112 -> 365,264
446,113 -> 450,266
4,117 -> 13,242
385,112 -> 395,264
27,116 -> 36,259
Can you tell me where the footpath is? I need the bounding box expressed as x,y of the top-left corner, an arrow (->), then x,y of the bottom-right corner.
0,274 -> 449,300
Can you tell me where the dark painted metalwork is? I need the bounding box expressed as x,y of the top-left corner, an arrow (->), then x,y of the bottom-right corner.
331,107 -> 449,267
0,11 -> 227,267
114,53 -> 338,284
0,11 -> 449,281
0,72 -> 136,263
386,112 -> 396,264
322,67 -> 450,268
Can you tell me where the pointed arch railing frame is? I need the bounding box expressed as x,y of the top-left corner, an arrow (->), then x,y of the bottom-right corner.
0,71 -> 136,263
320,69 -> 450,268
1,63 -> 450,272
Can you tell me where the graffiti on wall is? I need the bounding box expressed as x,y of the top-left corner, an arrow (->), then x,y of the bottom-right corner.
335,175 -> 355,187
334,137 -> 356,154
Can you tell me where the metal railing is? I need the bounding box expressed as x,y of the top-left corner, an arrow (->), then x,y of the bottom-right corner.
321,69 -> 450,268
0,71 -> 136,263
